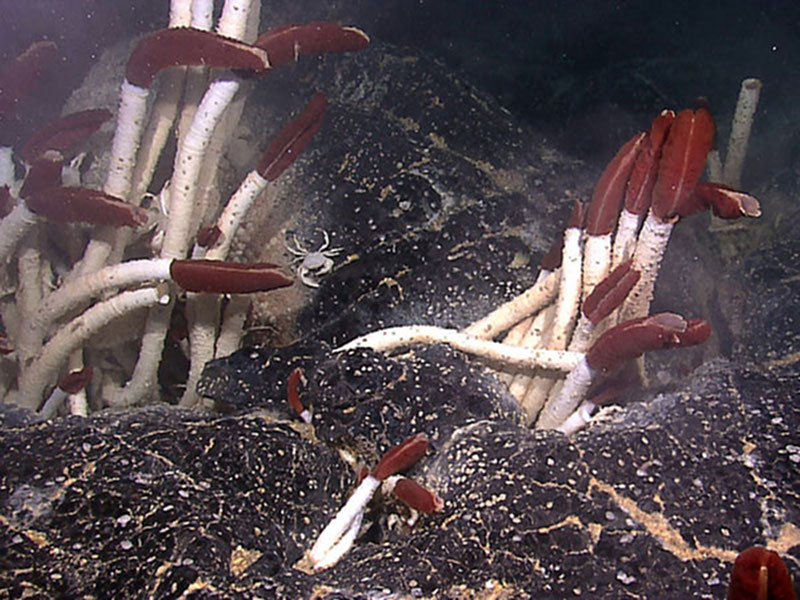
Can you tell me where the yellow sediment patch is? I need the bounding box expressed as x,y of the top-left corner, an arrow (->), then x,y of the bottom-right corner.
589,477 -> 739,563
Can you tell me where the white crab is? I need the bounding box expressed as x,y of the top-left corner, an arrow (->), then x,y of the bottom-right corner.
285,229 -> 343,288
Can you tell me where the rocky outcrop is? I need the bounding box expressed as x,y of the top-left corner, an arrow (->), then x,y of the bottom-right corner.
1,30 -> 798,600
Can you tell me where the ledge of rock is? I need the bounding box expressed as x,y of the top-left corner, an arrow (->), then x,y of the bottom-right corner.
2,30 -> 799,600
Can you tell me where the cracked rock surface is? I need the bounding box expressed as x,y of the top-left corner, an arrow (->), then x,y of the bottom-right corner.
2,32 -> 799,600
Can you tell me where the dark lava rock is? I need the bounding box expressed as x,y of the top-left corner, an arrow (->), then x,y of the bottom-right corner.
231,38 -> 591,348
739,235 -> 800,367
2,20 -> 799,600
200,342 -> 525,464
3,351 -> 798,598
302,358 -> 800,598
0,407 -> 349,598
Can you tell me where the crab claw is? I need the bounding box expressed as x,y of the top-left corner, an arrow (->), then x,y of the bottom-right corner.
299,268 -> 323,288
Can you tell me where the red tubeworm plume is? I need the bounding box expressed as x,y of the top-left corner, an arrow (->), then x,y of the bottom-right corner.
169,260 -> 293,294
684,182 -> 761,219
257,93 -> 327,181
253,22 -> 370,70
372,433 -> 429,481
25,186 -> 148,227
623,110 -> 674,217
57,367 -> 93,394
651,108 -> 715,222
392,478 -> 444,514
586,313 -> 710,372
586,132 -> 646,235
21,109 -> 111,162
582,260 -> 640,325
18,150 -> 63,198
0,40 -> 58,120
287,367 -> 306,417
195,225 -> 224,248
727,546 -> 796,600
125,28 -> 269,88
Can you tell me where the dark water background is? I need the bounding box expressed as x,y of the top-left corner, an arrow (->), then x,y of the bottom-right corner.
3,0 -> 799,191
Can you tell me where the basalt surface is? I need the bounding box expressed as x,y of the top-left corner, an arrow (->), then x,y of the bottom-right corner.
1,37 -> 799,600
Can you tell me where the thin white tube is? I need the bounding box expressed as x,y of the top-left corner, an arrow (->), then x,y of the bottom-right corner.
309,475 -> 381,567
536,357 -> 595,430
337,325 -> 582,372
15,287 -> 170,410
